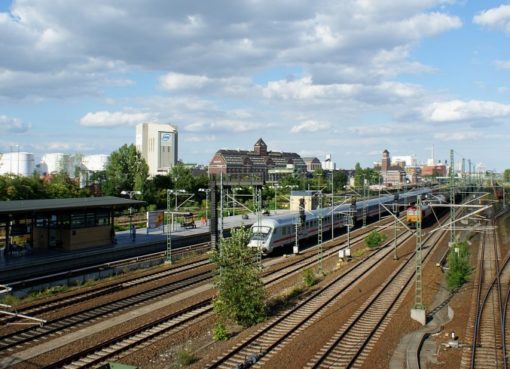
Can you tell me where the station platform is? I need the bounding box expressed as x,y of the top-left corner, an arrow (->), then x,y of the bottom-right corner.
0,211 -> 288,285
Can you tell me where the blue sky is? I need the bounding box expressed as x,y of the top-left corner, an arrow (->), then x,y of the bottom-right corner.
1,1 -> 510,171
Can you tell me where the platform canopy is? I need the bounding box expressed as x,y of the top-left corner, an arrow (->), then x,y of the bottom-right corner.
0,196 -> 144,217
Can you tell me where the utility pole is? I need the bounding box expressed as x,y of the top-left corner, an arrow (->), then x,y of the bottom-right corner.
362,178 -> 367,228
331,170 -> 334,239
450,149 -> 456,245
411,195 -> 425,325
318,191 -> 323,273
393,193 -> 399,260
166,189 -> 172,264
255,187 -> 262,266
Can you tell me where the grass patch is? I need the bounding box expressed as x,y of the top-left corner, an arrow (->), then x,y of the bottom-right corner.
352,247 -> 368,258
0,294 -> 20,306
176,350 -> 198,366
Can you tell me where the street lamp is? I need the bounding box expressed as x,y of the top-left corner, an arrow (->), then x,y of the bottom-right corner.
121,190 -> 141,241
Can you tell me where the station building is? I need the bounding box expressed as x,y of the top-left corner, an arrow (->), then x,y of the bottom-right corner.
208,138 -> 307,183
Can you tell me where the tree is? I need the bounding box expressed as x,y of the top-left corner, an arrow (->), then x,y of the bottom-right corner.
446,241 -> 472,291
364,230 -> 387,248
210,227 -> 266,328
354,162 -> 363,188
171,162 -> 195,192
504,169 -> 510,183
332,170 -> 347,191
103,144 -> 149,196
44,172 -> 85,198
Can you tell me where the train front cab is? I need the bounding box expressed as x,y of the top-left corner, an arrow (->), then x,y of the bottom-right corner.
248,223 -> 273,253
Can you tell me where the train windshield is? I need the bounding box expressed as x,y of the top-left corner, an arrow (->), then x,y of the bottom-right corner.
251,226 -> 271,241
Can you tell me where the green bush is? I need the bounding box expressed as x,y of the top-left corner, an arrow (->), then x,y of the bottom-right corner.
212,321 -> 229,341
303,268 -> 317,287
364,230 -> 387,248
176,350 -> 198,366
446,241 -> 472,291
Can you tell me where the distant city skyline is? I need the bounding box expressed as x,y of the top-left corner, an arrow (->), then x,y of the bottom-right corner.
1,1 -> 510,171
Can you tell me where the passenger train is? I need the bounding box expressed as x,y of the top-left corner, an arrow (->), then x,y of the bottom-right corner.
248,188 -> 433,254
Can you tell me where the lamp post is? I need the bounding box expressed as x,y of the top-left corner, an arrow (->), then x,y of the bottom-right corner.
120,190 -> 141,241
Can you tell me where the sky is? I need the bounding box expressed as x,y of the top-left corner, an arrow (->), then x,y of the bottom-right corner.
1,1 -> 510,171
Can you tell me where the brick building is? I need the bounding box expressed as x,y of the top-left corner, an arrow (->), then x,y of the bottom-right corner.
208,138 -> 307,182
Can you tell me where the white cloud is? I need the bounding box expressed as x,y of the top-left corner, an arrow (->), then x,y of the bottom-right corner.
263,76 -> 360,100
495,60 -> 510,70
474,5 -> 510,34
291,120 -> 330,133
159,73 -> 211,90
0,115 -> 30,133
0,1 -> 461,99
434,131 -> 482,141
79,110 -> 153,127
423,100 -> 510,122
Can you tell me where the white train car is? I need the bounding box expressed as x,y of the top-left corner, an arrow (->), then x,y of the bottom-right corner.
248,187 -> 434,254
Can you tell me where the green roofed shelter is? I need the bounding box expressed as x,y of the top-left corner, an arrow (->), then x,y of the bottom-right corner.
0,196 -> 145,252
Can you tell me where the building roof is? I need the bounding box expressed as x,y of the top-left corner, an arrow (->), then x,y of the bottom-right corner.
0,196 -> 145,215
254,138 -> 267,147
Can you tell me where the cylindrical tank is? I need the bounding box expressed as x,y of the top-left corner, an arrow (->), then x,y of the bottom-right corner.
0,152 -> 35,176
82,154 -> 108,172
41,153 -> 70,175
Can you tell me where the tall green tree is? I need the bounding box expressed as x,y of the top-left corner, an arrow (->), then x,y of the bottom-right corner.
354,162 -> 363,188
44,172 -> 84,198
210,227 -> 266,328
171,162 -> 195,192
332,170 -> 347,191
103,144 -> 149,196
504,169 -> 510,183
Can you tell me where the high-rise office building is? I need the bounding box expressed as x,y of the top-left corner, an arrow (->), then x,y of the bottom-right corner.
136,123 -> 178,176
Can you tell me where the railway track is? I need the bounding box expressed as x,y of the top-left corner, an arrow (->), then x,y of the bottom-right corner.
1,218 -> 400,368
0,254 -> 212,326
200,232 -> 420,369
304,220 -> 448,368
0,215 -> 404,368
2,214 -> 396,329
0,270 -> 213,353
201,215 -> 449,369
465,219 -> 510,369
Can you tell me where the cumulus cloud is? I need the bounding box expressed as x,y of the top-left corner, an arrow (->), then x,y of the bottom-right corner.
159,73 -> 211,91
291,120 -> 330,133
422,100 -> 510,122
79,110 -> 153,127
434,131 -> 482,141
0,115 -> 30,133
474,5 -> 510,34
0,1 -> 461,99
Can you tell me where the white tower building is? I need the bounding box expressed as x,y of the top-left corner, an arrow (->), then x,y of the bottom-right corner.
136,122 -> 178,176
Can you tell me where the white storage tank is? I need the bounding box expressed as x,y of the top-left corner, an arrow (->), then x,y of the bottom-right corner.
0,152 -> 35,176
40,153 -> 71,175
82,154 -> 108,172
